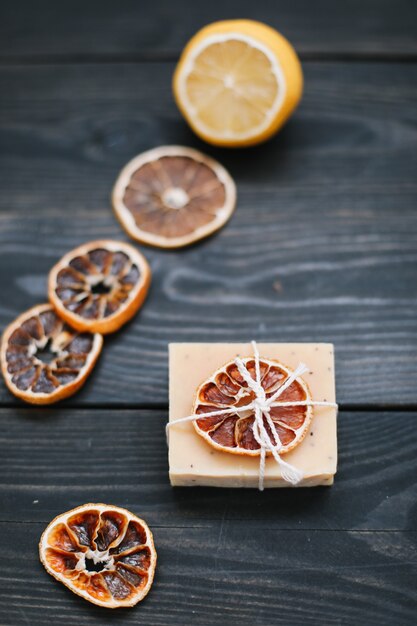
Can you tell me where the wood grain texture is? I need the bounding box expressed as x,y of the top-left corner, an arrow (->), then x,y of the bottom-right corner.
1,0 -> 416,60
0,62 -> 416,405
1,521 -> 416,626
1,5 -> 416,626
1,409 -> 416,531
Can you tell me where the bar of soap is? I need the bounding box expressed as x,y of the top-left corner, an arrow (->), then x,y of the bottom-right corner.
168,343 -> 337,488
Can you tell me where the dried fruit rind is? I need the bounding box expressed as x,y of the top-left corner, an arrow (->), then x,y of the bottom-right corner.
112,145 -> 236,248
192,356 -> 313,455
0,303 -> 102,404
39,503 -> 157,609
48,240 -> 151,334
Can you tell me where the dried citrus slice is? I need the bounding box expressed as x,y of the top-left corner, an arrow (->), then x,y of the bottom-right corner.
1,304 -> 102,405
173,20 -> 303,147
48,240 -> 151,334
192,357 -> 312,455
39,503 -> 157,609
112,145 -> 236,248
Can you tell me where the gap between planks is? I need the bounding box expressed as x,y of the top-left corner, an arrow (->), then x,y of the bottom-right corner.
0,51 -> 416,67
0,403 -> 416,412
0,520 -> 416,533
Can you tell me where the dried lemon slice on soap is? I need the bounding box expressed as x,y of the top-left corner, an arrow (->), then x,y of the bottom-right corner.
48,240 -> 151,334
193,357 -> 312,455
112,145 -> 236,248
39,503 -> 157,608
0,304 -> 102,404
173,20 -> 303,147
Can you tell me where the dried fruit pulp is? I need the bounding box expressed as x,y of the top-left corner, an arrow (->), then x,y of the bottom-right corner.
112,146 -> 236,248
39,504 -> 156,609
193,356 -> 312,455
0,304 -> 102,404
48,240 -> 151,334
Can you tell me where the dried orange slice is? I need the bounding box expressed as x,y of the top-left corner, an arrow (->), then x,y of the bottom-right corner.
39,503 -> 157,609
112,145 -> 236,248
193,357 -> 312,455
1,304 -> 102,405
48,240 -> 151,334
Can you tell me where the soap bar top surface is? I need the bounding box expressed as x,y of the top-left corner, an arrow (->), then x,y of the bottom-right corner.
168,343 -> 337,487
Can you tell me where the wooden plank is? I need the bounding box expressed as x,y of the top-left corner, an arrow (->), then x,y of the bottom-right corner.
1,409 -> 416,530
1,521 -> 416,625
0,62 -> 416,405
1,0 -> 416,60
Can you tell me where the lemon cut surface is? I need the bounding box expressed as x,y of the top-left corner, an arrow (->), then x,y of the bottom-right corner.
173,20 -> 303,147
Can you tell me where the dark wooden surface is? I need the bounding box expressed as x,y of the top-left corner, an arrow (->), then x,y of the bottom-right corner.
1,0 -> 416,60
0,2 -> 416,625
1,409 -> 417,529
1,409 -> 417,625
1,61 -> 416,406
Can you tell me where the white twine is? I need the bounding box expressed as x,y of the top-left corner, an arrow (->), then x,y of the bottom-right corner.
166,341 -> 338,490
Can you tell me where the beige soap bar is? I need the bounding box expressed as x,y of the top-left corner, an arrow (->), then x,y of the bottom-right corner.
168,343 -> 337,488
